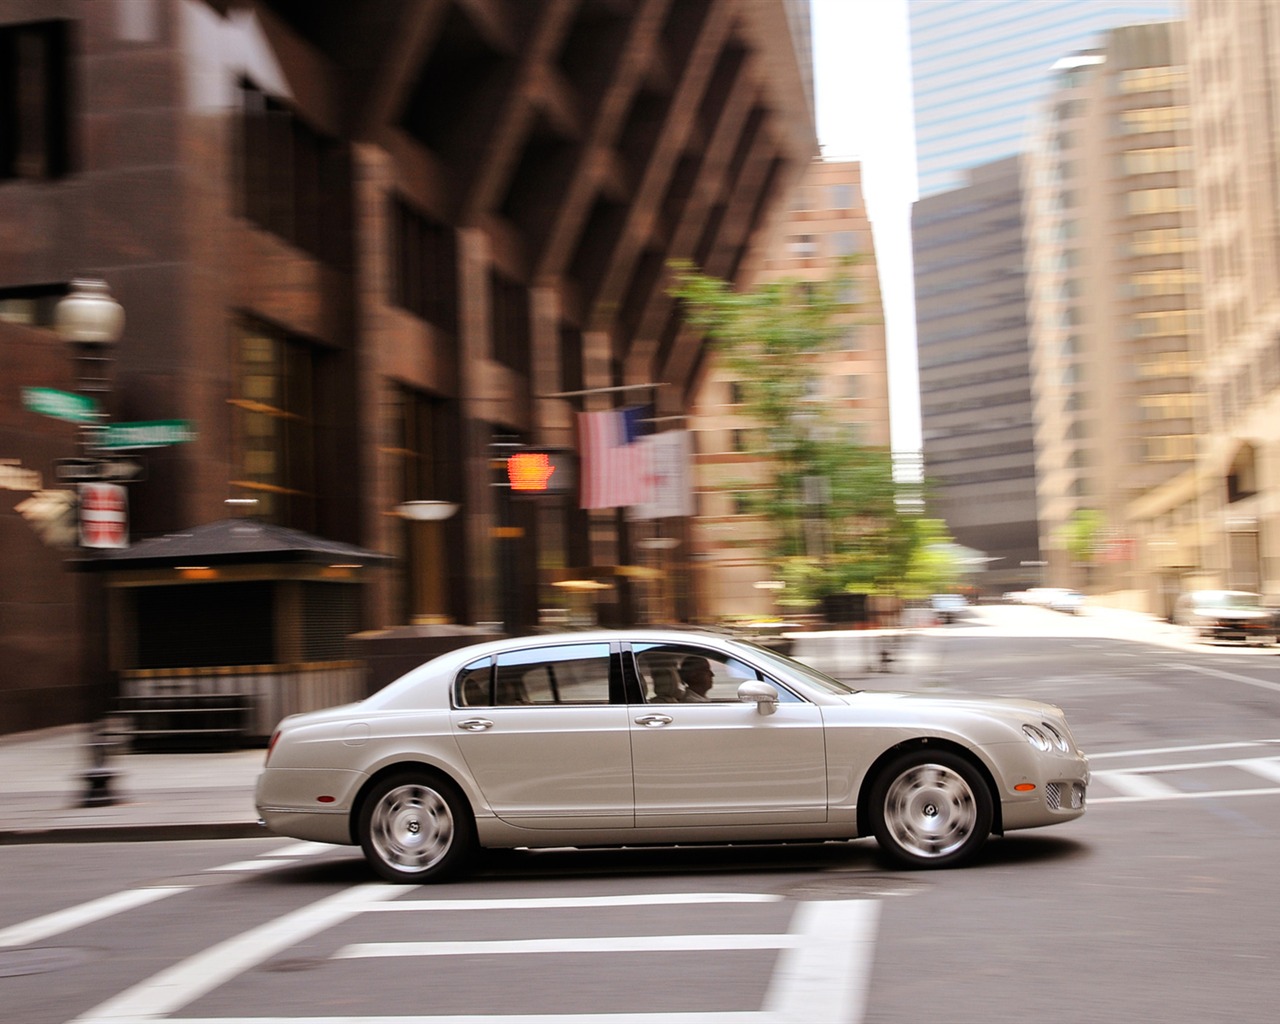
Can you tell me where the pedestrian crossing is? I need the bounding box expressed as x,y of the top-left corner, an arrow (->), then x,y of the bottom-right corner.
1088,744 -> 1280,804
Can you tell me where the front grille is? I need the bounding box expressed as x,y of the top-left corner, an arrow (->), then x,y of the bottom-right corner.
1045,781 -> 1086,811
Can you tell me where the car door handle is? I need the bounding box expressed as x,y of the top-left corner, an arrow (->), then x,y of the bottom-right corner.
634,714 -> 673,727
456,718 -> 494,731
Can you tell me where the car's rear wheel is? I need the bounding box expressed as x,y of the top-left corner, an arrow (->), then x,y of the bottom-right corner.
358,772 -> 474,883
869,750 -> 993,869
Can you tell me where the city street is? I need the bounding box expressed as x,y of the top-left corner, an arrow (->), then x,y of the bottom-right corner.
4,605 -> 1280,1023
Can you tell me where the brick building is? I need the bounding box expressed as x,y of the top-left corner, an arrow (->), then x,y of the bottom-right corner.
0,0 -> 817,735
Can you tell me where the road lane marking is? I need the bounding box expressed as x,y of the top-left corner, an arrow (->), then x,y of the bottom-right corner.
338,934 -> 797,958
1091,755 -> 1280,804
1095,772 -> 1179,800
210,841 -> 337,873
1163,663 -> 1280,694
0,842 -> 331,950
1088,739 -> 1280,760
1241,759 -> 1280,784
364,893 -> 783,911
1090,786 -> 1280,805
0,886 -> 191,949
763,899 -> 880,1024
76,891 -> 881,1024
73,883 -> 404,1023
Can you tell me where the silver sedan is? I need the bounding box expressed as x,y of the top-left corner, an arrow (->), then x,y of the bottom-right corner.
256,629 -> 1088,882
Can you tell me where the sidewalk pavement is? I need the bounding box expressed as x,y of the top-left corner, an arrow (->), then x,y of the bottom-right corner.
0,725 -> 265,845
0,605 -> 1223,846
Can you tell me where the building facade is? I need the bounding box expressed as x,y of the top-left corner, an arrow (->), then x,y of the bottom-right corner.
691,158 -> 890,620
914,156 -> 1040,593
909,0 -> 1182,198
1023,23 -> 1199,606
0,0 -> 816,735
1183,0 -> 1280,605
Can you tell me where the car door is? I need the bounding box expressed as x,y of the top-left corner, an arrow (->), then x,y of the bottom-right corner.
449,641 -> 633,829
628,643 -> 827,828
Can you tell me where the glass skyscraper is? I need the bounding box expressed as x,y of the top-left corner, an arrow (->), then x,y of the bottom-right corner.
909,0 -> 1182,197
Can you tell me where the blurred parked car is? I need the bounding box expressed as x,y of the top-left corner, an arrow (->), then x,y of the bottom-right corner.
257,628 -> 1088,881
1047,590 -> 1084,615
1173,590 -> 1276,646
930,594 -> 969,623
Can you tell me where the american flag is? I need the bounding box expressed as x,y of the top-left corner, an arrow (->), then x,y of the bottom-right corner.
577,406 -> 653,509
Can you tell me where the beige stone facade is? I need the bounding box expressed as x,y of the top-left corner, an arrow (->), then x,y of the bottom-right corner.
1183,0 -> 1280,606
1024,23 -> 1200,612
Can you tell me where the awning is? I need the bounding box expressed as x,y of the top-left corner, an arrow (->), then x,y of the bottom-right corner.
72,518 -> 392,571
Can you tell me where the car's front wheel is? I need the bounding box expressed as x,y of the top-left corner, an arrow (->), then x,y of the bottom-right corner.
869,750 -> 993,869
358,772 -> 474,883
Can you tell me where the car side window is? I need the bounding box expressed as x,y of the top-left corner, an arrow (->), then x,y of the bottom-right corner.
456,658 -> 493,706
490,642 -> 613,705
632,643 -> 774,704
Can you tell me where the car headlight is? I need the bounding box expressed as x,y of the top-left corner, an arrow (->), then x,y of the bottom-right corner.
1040,721 -> 1071,752
1023,724 -> 1051,751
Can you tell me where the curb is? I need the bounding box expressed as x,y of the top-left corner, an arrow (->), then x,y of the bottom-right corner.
0,821 -> 265,846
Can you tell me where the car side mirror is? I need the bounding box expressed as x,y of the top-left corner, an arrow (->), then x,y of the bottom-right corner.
738,680 -> 778,716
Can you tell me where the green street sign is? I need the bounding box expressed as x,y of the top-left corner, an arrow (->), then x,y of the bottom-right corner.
21,387 -> 98,424
101,420 -> 198,449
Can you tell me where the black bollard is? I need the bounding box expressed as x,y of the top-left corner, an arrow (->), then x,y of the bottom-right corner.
81,722 -> 119,807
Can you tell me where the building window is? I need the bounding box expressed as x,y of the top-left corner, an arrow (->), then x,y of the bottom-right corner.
726,380 -> 746,405
787,234 -> 818,258
0,282 -> 63,326
829,183 -> 858,210
389,385 -> 459,624
390,194 -> 458,333
833,231 -> 858,256
490,271 -> 530,375
239,80 -> 351,269
230,318 -> 318,530
0,20 -> 72,181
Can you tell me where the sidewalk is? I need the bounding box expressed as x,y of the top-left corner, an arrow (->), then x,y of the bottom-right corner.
0,725 -> 265,845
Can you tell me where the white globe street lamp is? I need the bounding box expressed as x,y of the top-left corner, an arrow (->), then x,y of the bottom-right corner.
54,278 -> 125,808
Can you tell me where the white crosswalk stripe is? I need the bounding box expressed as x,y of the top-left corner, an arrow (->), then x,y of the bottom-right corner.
72,891 -> 881,1024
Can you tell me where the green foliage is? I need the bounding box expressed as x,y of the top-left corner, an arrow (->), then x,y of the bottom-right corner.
1061,508 -> 1105,564
669,260 -> 921,607
899,519 -> 968,599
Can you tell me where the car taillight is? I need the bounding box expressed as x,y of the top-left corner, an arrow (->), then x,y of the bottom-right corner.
265,729 -> 280,766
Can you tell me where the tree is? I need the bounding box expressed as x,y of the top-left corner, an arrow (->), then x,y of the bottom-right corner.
899,519 -> 968,599
669,261 -> 918,608
1062,508 -> 1105,566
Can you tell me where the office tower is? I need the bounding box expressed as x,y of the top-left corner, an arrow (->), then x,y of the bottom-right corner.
1185,0 -> 1280,599
910,0 -> 1182,198
915,156 -> 1039,592
1024,22 -> 1198,600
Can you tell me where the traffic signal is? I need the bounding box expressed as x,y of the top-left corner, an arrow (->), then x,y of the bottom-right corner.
506,449 -> 575,495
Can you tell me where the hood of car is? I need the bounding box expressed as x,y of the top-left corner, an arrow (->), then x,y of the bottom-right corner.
839,688 -> 1063,721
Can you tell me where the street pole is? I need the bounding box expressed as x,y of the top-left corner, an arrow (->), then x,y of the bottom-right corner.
55,278 -> 125,807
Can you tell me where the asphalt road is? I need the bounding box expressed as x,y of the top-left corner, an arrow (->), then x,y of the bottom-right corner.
5,608 -> 1280,1023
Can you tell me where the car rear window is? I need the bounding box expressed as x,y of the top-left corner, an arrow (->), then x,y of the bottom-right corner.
455,643 -> 613,706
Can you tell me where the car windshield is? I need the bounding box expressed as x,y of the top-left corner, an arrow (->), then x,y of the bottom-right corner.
726,638 -> 861,695
1206,592 -> 1262,609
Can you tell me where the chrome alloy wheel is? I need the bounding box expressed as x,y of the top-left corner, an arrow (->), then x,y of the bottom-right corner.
368,782 -> 455,874
881,762 -> 978,859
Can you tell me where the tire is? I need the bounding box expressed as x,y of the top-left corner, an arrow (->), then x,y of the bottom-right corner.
869,749 -> 993,869
358,772 -> 475,883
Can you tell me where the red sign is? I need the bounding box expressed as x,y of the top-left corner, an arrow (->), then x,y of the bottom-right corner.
78,482 -> 128,549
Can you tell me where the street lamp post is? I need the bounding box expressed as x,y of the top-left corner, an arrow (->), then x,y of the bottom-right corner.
55,278 -> 125,807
